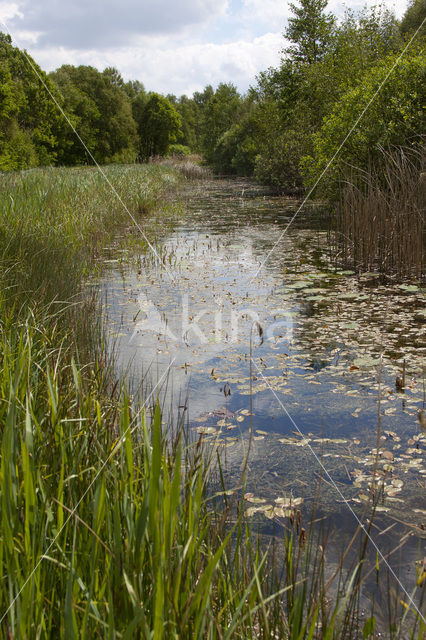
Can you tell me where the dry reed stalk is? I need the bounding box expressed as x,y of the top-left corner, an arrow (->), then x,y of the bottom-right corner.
336,143 -> 425,280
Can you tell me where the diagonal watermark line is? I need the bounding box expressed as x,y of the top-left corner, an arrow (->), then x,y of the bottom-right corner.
250,18 -> 426,283
0,18 -> 176,284
0,357 -> 176,626
250,357 -> 426,623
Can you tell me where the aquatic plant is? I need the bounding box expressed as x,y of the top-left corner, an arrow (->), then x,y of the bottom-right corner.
335,143 -> 425,280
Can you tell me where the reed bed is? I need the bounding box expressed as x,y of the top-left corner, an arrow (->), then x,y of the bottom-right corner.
0,165 -> 423,638
0,164 -> 180,308
335,144 -> 425,280
150,155 -> 211,180
0,299 -> 279,637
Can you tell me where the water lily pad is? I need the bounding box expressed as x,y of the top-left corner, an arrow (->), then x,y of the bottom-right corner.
303,288 -> 325,294
287,281 -> 311,290
245,496 -> 266,504
353,356 -> 381,367
338,293 -> 359,301
398,284 -> 419,292
194,426 -> 217,435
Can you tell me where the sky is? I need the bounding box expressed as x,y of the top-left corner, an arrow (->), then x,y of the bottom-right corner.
0,0 -> 410,97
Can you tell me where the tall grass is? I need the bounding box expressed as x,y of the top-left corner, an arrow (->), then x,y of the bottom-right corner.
0,300 -> 281,637
0,165 -> 423,637
335,143 -> 425,280
0,164 -> 180,307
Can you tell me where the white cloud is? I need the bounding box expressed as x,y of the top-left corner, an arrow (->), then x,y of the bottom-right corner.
0,1 -> 22,21
1,0 -> 411,98
32,32 -> 283,96
241,0 -> 291,31
3,0 -> 230,48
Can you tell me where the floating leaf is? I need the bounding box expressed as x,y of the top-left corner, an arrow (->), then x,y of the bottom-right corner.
398,285 -> 419,292
353,356 -> 381,367
245,496 -> 266,504
194,426 -> 217,435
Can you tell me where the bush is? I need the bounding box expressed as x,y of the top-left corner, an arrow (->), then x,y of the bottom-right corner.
254,127 -> 308,193
301,50 -> 425,197
167,143 -> 191,157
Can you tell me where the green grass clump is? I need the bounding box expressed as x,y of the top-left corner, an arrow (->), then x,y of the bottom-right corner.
0,301 -> 280,637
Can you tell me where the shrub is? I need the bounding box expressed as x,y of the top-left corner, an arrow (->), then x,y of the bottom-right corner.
168,143 -> 191,157
301,50 -> 425,197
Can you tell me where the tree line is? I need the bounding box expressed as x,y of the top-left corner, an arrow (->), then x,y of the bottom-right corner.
0,34 -> 183,170
191,0 -> 425,197
0,0 -> 424,198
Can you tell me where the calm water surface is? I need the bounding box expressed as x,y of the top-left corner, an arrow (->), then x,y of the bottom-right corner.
96,177 -> 425,624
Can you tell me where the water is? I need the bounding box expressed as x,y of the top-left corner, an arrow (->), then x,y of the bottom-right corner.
95,177 -> 425,625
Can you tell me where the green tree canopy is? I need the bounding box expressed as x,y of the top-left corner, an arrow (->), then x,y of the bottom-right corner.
50,65 -> 137,165
400,0 -> 426,38
284,0 -> 335,64
301,50 -> 425,196
200,83 -> 242,168
137,93 -> 182,159
174,95 -> 199,150
0,33 -> 61,170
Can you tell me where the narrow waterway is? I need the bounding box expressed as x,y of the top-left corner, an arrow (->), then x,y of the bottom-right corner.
96,177 -> 425,623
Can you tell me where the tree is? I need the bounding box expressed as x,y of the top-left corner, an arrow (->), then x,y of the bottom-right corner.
174,95 -> 199,150
284,0 -> 334,64
49,65 -> 100,165
0,33 -> 60,170
246,4 -> 403,190
400,0 -> 426,38
50,65 -> 137,164
124,80 -> 146,100
137,93 -> 182,159
200,83 -> 242,167
103,66 -> 125,89
301,50 -> 426,196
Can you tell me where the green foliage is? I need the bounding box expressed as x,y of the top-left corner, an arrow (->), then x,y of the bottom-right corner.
215,2 -> 417,191
284,0 -> 335,64
174,95 -> 200,150
362,616 -> 376,637
0,33 -> 60,170
200,83 -> 243,170
301,50 -> 426,196
0,165 -> 179,306
400,0 -> 426,38
167,143 -> 191,157
216,118 -> 259,176
255,127 -> 307,193
137,93 -> 182,159
50,65 -> 138,165
124,79 -> 146,100
314,5 -> 402,107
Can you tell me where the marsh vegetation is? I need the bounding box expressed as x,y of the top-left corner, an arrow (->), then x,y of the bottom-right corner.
0,0 -> 424,637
